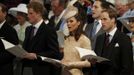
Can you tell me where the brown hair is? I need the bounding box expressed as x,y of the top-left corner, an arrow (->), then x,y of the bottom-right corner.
102,8 -> 117,23
95,0 -> 115,10
27,2 -> 47,18
70,14 -> 84,41
0,3 -> 7,13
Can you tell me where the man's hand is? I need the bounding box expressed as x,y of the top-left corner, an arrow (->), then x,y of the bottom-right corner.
23,53 -> 37,60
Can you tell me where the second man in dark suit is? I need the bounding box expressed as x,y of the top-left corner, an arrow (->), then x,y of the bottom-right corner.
94,7 -> 133,75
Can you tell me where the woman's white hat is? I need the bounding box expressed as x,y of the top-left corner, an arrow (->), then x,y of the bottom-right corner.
8,3 -> 28,16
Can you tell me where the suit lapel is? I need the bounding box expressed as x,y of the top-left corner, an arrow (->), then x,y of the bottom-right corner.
55,19 -> 62,30
30,22 -> 46,47
50,16 -> 62,31
0,22 -> 7,36
106,30 -> 119,58
96,27 -> 105,37
96,34 -> 105,56
85,23 -> 94,38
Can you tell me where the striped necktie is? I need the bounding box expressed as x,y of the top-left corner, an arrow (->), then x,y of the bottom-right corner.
91,21 -> 99,38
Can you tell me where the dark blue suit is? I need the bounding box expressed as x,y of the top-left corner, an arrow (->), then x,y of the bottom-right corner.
95,30 -> 133,75
23,21 -> 63,75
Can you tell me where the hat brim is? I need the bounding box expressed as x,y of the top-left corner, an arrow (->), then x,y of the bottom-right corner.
118,16 -> 134,20
9,8 -> 27,14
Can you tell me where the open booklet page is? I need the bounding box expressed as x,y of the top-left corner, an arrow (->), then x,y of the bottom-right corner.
38,55 -> 64,68
1,39 -> 28,58
75,47 -> 97,58
75,47 -> 110,63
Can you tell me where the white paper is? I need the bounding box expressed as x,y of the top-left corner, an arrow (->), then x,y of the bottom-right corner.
1,39 -> 15,49
39,56 -> 63,67
75,47 -> 110,63
75,47 -> 97,58
1,39 -> 28,58
40,56 -> 61,63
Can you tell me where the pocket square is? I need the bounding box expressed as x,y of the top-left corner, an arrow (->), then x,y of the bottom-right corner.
115,43 -> 119,47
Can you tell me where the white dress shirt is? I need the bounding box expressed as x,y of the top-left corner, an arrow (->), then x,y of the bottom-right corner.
106,27 -> 117,43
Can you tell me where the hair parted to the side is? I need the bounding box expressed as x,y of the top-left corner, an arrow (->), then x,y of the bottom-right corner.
102,7 -> 117,23
95,0 -> 115,10
27,2 -> 47,18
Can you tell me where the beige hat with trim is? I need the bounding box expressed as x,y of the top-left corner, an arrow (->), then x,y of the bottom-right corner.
63,6 -> 78,20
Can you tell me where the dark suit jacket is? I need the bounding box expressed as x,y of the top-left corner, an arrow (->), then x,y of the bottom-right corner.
84,23 -> 104,50
0,21 -> 19,75
23,21 -> 63,75
49,16 -> 63,31
94,30 -> 133,75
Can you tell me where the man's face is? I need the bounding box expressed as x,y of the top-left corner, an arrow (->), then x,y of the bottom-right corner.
115,3 -> 128,16
92,1 -> 103,19
0,7 -> 6,23
28,8 -> 39,24
101,12 -> 115,32
51,0 -> 61,16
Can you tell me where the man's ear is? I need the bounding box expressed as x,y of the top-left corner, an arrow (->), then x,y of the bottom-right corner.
111,18 -> 115,24
77,21 -> 80,26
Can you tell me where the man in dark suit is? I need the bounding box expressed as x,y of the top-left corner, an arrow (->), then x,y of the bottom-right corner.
84,0 -> 114,50
50,0 -> 68,30
0,3 -> 19,75
22,2 -> 63,75
49,0 -> 69,51
94,7 -> 133,75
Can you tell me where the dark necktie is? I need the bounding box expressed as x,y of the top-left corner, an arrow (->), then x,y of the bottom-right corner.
30,26 -> 35,39
105,34 -> 110,46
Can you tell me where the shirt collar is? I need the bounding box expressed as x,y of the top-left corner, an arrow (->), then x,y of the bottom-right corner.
55,9 -> 66,24
33,19 -> 43,29
94,19 -> 102,26
0,20 -> 6,29
107,27 -> 117,37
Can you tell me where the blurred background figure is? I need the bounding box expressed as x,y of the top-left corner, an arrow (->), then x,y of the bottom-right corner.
123,1 -> 134,17
115,0 -> 131,34
0,0 -> 22,9
49,0 -> 69,52
9,3 -> 30,45
78,0 -> 94,24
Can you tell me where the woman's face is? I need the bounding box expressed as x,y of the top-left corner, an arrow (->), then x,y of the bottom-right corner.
67,16 -> 80,32
16,12 -> 27,25
128,18 -> 134,32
